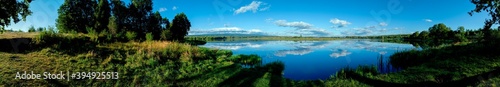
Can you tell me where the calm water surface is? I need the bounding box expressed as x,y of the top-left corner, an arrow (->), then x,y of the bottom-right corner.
201,39 -> 418,80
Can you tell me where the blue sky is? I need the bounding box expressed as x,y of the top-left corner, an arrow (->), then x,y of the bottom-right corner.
6,0 -> 491,36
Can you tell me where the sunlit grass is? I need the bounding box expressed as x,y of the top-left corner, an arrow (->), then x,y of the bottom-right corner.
3,32 -> 500,86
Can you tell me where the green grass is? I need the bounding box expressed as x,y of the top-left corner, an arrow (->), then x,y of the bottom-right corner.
2,32 -> 499,86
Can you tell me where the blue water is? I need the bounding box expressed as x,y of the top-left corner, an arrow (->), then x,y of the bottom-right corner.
201,39 -> 418,80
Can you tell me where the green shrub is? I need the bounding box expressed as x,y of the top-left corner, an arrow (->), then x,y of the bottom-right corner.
125,31 -> 137,41
46,26 -> 56,34
160,30 -> 171,40
146,32 -> 153,41
68,30 -> 78,35
34,29 -> 59,44
264,61 -> 285,75
230,54 -> 262,66
28,26 -> 36,32
86,27 -> 98,42
37,27 -> 45,32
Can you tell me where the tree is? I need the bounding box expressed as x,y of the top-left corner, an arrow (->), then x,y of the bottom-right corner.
110,0 -> 128,32
0,0 -> 33,32
469,0 -> 500,41
419,31 -> 430,39
147,11 -> 164,40
37,27 -> 45,32
410,31 -> 420,39
454,26 -> 468,42
170,13 -> 191,41
56,0 -> 96,33
128,0 -> 153,39
428,23 -> 452,41
108,16 -> 118,35
160,29 -> 172,40
28,26 -> 36,32
94,0 -> 111,33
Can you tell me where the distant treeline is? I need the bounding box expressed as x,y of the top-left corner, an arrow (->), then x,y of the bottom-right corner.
406,23 -> 500,43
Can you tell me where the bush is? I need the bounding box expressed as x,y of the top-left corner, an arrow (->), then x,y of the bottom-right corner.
86,27 -> 98,42
28,26 -> 36,32
37,27 -> 45,32
230,54 -> 262,66
160,30 -> 171,40
145,32 -> 153,41
46,26 -> 56,33
125,31 -> 137,41
68,30 -> 78,35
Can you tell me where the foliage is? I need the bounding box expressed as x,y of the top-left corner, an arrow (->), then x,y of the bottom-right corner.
230,54 -> 262,66
428,23 -> 453,41
86,27 -> 99,42
107,16 -> 118,35
56,0 -> 96,33
0,0 -> 33,32
170,12 -> 191,41
37,27 -> 45,32
125,31 -> 137,41
410,31 -> 419,39
93,0 -> 111,33
28,25 -> 35,32
469,0 -> 500,40
145,32 -> 153,41
160,29 -> 172,40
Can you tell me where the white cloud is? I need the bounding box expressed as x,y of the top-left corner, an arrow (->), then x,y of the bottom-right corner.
330,18 -> 351,28
291,28 -> 331,36
265,18 -> 274,22
189,27 -> 267,35
341,26 -> 377,36
274,48 -> 313,57
424,19 -> 432,22
158,7 -> 167,12
330,49 -> 352,58
295,41 -> 330,49
234,1 -> 269,14
379,22 -> 388,26
274,20 -> 313,29
259,5 -> 270,11
172,6 -> 177,10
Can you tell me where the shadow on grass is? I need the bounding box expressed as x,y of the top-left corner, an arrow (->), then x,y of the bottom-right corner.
217,67 -> 267,87
0,38 -> 33,53
218,61 -> 285,87
0,37 -> 125,57
346,67 -> 500,87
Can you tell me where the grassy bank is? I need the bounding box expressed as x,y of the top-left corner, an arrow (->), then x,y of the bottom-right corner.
0,32 -> 369,86
3,32 -> 498,86
339,42 -> 500,86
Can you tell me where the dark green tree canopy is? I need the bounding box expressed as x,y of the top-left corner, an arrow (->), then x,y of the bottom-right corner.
170,12 -> 191,41
56,0 -> 97,33
428,23 -> 452,40
469,0 -> 500,40
94,0 -> 111,32
0,0 -> 33,31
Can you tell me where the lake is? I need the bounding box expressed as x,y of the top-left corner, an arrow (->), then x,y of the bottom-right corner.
201,39 -> 418,80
